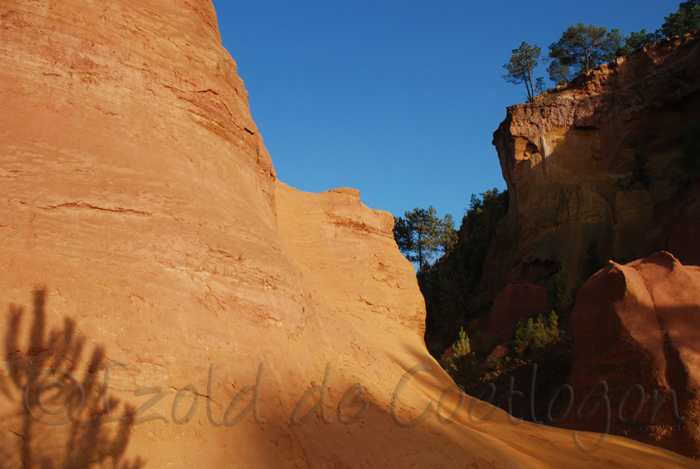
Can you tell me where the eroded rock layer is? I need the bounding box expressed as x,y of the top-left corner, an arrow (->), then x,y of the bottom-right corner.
0,0 -> 696,467
486,32 -> 700,294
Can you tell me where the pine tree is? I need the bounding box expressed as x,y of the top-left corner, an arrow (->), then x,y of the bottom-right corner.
393,207 -> 457,269
659,1 -> 700,38
502,42 -> 543,102
548,24 -> 624,83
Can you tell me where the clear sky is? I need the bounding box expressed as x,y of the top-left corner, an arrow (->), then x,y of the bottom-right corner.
212,0 -> 680,224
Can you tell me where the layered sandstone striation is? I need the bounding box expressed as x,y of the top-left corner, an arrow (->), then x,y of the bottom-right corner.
0,0 -> 696,467
485,31 -> 700,294
568,252 -> 700,459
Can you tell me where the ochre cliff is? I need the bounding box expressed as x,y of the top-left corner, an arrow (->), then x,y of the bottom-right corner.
0,0 -> 696,467
486,31 -> 700,294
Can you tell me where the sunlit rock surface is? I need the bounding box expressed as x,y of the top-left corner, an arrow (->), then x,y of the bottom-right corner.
0,0 -> 696,467
485,32 -> 700,295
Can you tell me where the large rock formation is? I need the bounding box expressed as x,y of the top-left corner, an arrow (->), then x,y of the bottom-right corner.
485,32 -> 700,294
568,252 -> 700,459
0,0 -> 696,467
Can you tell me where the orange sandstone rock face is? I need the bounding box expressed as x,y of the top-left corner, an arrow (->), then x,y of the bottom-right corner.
0,0 -> 696,467
275,182 -> 426,337
568,252 -> 700,459
486,32 -> 700,294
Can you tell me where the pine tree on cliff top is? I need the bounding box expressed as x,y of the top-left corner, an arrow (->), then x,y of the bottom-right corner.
547,23 -> 624,84
660,1 -> 700,38
502,42 -> 544,102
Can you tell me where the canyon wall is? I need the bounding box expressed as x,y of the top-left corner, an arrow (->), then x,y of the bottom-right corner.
0,0 -> 696,467
480,30 -> 700,459
486,32 -> 700,294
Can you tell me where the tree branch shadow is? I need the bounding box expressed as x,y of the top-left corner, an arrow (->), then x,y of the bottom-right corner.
0,288 -> 146,469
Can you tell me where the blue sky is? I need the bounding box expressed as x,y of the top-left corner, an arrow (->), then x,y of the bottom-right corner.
212,0 -> 679,224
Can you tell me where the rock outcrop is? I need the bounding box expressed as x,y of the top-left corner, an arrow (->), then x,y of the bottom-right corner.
0,0 -> 696,467
485,31 -> 700,294
568,252 -> 700,459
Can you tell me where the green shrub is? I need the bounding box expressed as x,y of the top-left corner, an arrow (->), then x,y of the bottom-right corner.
444,328 -> 483,385
545,269 -> 569,314
545,269 -> 583,325
419,189 -> 509,339
483,354 -> 504,372
511,311 -> 561,357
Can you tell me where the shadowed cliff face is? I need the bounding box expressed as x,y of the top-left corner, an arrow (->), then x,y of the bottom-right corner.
486,32 -> 700,294
640,176 -> 700,265
568,252 -> 700,459
0,0 -> 698,467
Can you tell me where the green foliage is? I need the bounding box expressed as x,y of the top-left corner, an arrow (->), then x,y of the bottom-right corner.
416,262 -> 441,332
483,354 -> 504,372
535,77 -> 547,95
616,29 -> 660,56
613,2 -> 697,57
546,59 -> 573,85
584,238 -> 603,279
606,28 -> 627,56
393,206 -> 457,269
545,269 -> 568,314
444,328 -> 483,385
463,189 -> 510,264
439,214 -> 458,252
659,1 -> 700,38
545,269 -> 582,324
502,42 -> 543,102
682,120 -> 700,181
418,189 -> 509,339
451,328 -> 470,357
511,311 -> 561,357
548,23 -> 624,83
630,149 -> 651,189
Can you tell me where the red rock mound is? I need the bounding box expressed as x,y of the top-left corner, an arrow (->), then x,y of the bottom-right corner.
568,252 -> 700,458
